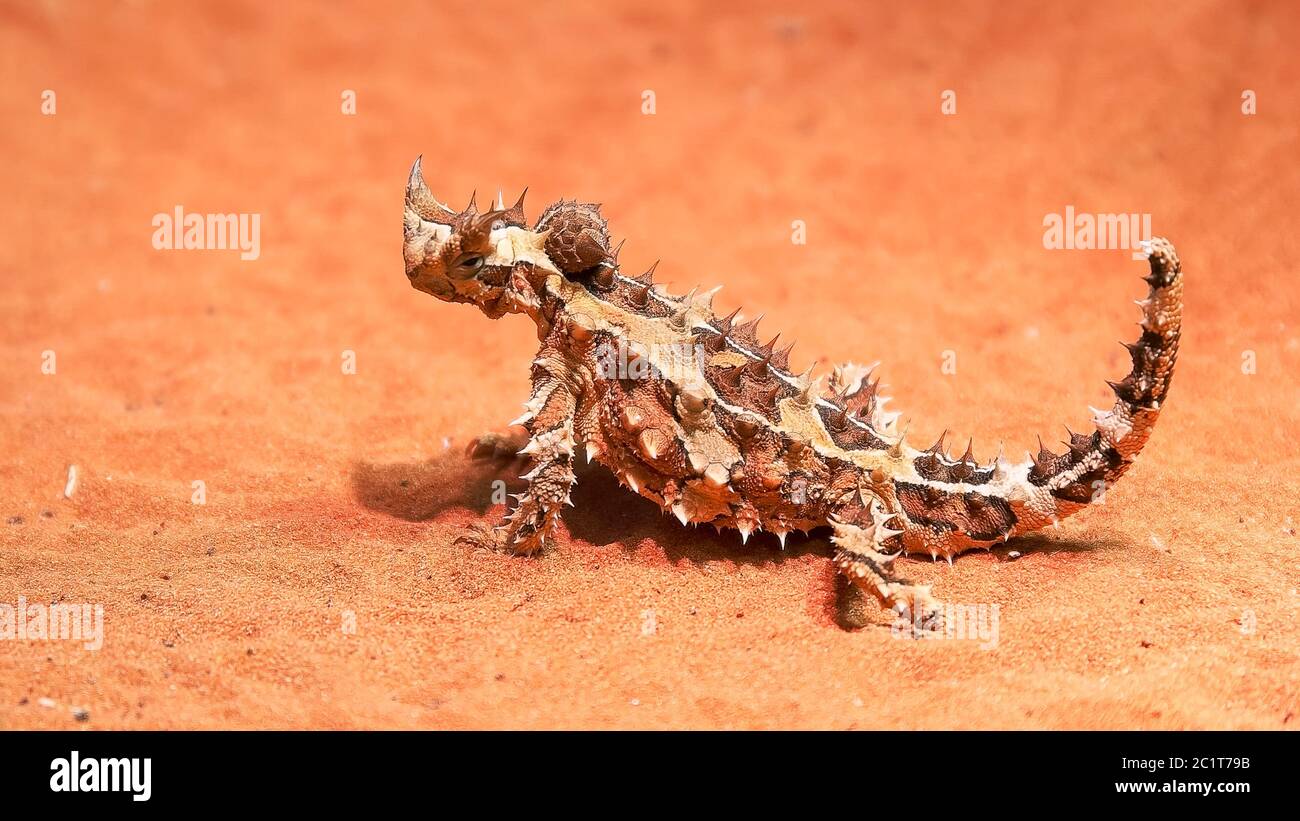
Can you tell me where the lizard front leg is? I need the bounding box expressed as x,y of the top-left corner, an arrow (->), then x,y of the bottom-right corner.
457,340 -> 581,556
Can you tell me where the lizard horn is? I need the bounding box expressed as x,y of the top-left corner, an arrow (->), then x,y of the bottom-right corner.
405,156 -> 454,222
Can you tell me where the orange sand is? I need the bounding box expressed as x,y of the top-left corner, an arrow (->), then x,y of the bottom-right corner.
1,0 -> 1297,729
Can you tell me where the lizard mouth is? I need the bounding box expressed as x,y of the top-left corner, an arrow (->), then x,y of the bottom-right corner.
483,277 -> 539,318
480,290 -> 513,319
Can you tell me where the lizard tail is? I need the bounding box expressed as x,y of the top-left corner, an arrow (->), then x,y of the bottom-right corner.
891,238 -> 1183,558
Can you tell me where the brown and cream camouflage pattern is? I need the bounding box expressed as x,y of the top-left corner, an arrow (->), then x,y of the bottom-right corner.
401,158 -> 1183,628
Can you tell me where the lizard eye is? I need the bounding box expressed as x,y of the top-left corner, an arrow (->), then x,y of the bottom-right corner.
452,253 -> 485,275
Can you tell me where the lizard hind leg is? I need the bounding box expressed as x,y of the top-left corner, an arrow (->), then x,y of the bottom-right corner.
830,505 -> 945,632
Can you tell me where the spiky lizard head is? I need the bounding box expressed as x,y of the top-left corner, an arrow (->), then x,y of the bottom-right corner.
402,157 -> 557,319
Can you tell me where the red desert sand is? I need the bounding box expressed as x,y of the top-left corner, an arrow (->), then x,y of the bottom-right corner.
1,0 -> 1297,729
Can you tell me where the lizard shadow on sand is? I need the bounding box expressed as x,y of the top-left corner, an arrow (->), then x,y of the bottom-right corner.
351,453 -> 504,522
351,453 -> 821,566
350,454 -> 1121,567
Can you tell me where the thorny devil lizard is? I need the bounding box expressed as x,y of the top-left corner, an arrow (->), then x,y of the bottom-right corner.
401,157 -> 1183,629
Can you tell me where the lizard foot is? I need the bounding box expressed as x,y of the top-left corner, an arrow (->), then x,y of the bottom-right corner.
887,582 -> 945,636
836,550 -> 946,635
454,520 -> 545,557
465,426 -> 530,462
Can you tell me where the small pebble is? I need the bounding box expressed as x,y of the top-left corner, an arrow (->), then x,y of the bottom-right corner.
1007,550 -> 1021,560
37,697 -> 56,709
71,707 -> 89,722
